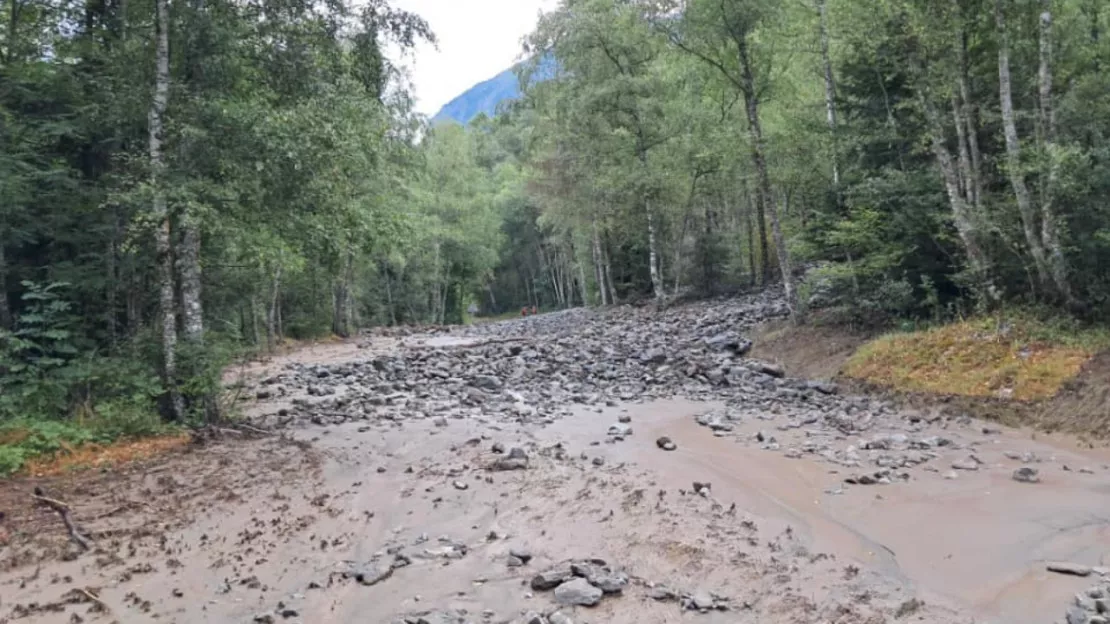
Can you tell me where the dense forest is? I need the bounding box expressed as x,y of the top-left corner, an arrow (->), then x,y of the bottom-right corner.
2,0 -> 1109,444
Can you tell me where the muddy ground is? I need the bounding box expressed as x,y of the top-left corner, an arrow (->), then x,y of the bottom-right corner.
1,291 -> 1109,624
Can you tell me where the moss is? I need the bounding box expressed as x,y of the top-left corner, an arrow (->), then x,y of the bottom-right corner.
843,313 -> 1110,401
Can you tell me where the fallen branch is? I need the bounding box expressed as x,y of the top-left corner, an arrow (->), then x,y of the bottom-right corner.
32,487 -> 92,551
79,587 -> 109,611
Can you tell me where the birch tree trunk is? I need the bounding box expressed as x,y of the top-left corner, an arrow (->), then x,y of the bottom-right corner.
149,0 -> 182,420
996,0 -> 1051,291
919,87 -> 996,299
739,36 -> 795,314
645,197 -> 664,299
178,219 -> 203,340
266,262 -> 281,351
817,0 -> 840,189
1038,1 -> 1073,302
601,235 -> 617,304
592,219 -> 608,305
953,0 -> 984,209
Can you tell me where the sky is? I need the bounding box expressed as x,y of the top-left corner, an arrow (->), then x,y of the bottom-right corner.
388,0 -> 559,116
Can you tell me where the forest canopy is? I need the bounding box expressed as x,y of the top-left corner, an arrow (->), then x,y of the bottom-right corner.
2,0 -> 1109,454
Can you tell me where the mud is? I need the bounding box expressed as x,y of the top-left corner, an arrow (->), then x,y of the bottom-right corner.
1,292 -> 1107,624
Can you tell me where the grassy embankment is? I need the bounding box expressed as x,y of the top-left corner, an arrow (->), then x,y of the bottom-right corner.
843,312 -> 1110,401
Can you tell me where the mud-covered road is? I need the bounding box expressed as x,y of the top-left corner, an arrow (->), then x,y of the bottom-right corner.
2,291 -> 1109,624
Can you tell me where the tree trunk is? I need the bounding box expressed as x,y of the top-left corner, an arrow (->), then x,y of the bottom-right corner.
744,194 -> 757,288
817,0 -> 840,189
645,197 -> 664,299
953,0 -> 984,209
996,0 -> 1051,291
1037,0 -> 1072,302
601,234 -> 617,304
919,86 -> 996,299
178,219 -> 203,341
952,95 -> 974,203
149,0 -> 182,420
739,36 -> 794,314
592,219 -> 608,306
266,262 -> 281,350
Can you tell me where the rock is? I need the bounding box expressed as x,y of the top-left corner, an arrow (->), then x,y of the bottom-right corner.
1048,562 -> 1093,577
1012,467 -> 1040,483
517,612 -> 546,624
1067,606 -> 1089,624
553,578 -> 603,606
508,447 -> 528,460
618,414 -> 631,423
687,590 -> 715,611
591,456 -> 605,466
254,613 -> 276,624
656,436 -> 677,451
639,349 -> 667,365
649,586 -> 677,601
531,566 -> 573,590
491,454 -> 528,471
943,471 -> 959,480
951,457 -> 980,471
806,380 -> 837,395
492,442 -> 506,454
547,612 -> 573,624
607,423 -> 633,436
353,561 -> 394,586
509,547 -> 533,563
472,375 -> 503,391
433,417 -> 448,427
452,480 -> 469,490
507,556 -> 524,567
750,360 -> 785,378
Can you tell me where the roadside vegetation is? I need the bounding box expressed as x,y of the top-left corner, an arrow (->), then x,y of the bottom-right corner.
3,0 -> 1110,473
844,313 -> 1110,401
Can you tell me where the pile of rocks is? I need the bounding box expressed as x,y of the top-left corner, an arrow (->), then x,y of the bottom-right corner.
529,559 -> 629,608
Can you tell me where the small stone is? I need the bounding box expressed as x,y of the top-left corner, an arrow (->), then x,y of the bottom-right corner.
553,578 -> 603,606
951,458 -> 979,471
453,480 -> 469,490
433,417 -> 448,427
509,547 -> 533,563
279,608 -> 299,619
492,442 -> 506,454
943,471 -> 959,480
353,561 -> 394,586
656,436 -> 677,451
649,586 -> 677,601
689,590 -> 715,610
518,612 -> 546,624
592,457 -> 605,466
507,556 -> 524,568
607,423 -> 633,436
531,566 -> 573,590
618,414 -> 631,423
1012,467 -> 1040,483
254,614 -> 276,624
1048,561 -> 1093,577
508,447 -> 528,460
547,612 -> 573,624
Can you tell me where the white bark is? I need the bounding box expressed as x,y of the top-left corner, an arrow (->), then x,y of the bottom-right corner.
646,198 -> 664,300
817,0 -> 840,189
149,0 -> 182,419
1038,1 -> 1072,302
592,219 -> 608,306
996,0 -> 1051,290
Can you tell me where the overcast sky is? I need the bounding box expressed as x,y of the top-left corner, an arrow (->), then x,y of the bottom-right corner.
388,0 -> 558,116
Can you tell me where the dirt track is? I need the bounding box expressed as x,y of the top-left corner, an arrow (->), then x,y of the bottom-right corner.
2,292 -> 1109,624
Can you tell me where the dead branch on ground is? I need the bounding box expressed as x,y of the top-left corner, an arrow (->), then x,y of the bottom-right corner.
32,487 -> 92,551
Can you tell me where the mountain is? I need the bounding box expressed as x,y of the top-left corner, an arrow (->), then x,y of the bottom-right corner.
431,56 -> 556,126
432,67 -> 521,125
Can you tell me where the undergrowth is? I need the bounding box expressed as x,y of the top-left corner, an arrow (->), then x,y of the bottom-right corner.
843,309 -> 1110,401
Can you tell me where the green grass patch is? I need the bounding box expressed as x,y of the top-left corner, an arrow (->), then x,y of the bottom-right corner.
843,311 -> 1110,401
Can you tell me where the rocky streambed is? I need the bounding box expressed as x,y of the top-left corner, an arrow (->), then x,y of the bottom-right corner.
2,290 -> 1109,624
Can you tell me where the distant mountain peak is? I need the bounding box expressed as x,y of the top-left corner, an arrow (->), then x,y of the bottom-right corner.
431,55 -> 556,125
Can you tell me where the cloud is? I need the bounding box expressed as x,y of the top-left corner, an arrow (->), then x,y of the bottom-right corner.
387,0 -> 558,116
